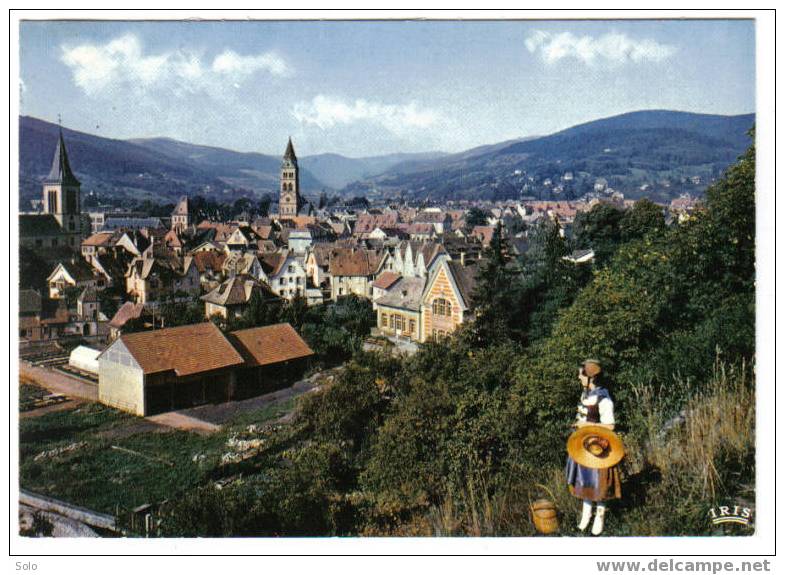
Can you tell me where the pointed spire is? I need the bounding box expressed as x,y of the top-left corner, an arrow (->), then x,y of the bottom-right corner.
44,127 -> 80,186
283,137 -> 297,162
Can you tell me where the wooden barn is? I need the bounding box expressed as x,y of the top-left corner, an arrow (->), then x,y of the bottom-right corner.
98,322 -> 244,416
228,323 -> 315,398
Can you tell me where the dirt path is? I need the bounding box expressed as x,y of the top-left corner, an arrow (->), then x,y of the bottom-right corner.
19,361 -> 98,401
146,411 -> 221,434
20,399 -> 83,419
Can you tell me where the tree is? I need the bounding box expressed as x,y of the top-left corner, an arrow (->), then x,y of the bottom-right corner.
318,191 -> 328,210
232,197 -> 255,218
620,198 -> 666,242
465,207 -> 489,229
280,294 -> 309,330
572,203 -> 625,265
259,195 -> 272,218
469,222 -> 520,346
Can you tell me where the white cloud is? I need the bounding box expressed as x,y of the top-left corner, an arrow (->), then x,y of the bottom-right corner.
291,95 -> 442,136
211,50 -> 289,77
525,30 -> 675,66
60,34 -> 290,97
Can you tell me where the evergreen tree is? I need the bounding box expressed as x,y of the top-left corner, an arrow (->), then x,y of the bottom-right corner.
469,222 -> 520,346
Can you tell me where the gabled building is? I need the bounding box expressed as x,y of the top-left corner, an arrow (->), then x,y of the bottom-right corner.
98,322 -> 246,416
328,247 -> 383,300
190,250 -> 227,291
98,321 -> 313,415
202,274 -> 278,320
47,258 -> 104,299
225,226 -> 262,253
125,253 -> 200,304
374,254 -> 478,344
259,250 -> 307,301
171,196 -> 191,233
420,256 -> 477,340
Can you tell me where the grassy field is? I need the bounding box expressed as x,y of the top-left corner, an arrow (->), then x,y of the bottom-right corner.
19,383 -> 298,517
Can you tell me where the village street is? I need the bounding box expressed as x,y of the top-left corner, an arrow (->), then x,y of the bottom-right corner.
20,360 -> 98,401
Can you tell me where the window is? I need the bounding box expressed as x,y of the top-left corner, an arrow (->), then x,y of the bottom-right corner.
279,278 -> 285,285
381,314 -> 388,327
66,189 -> 77,213
288,265 -> 294,273
409,319 -> 416,333
433,298 -> 452,317
48,190 -> 57,213
394,315 -> 403,330
51,239 -> 58,247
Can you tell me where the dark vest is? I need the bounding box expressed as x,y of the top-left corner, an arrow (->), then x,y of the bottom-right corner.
581,387 -> 611,423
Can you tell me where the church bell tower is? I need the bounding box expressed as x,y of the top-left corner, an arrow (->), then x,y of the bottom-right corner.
279,137 -> 301,218
43,128 -> 83,238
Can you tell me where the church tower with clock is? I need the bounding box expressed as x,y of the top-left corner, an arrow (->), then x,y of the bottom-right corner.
279,137 -> 301,218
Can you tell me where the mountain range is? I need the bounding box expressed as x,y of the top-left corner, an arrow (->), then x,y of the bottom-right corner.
19,110 -> 754,210
343,110 -> 755,203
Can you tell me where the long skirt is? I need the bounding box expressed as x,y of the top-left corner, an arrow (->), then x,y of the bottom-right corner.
565,456 -> 622,501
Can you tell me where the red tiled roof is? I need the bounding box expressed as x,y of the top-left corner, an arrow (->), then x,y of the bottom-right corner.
82,232 -> 115,247
120,322 -> 244,376
108,302 -> 146,329
328,248 -> 382,277
372,271 -> 401,290
471,226 -> 495,246
229,323 -> 314,367
354,212 -> 399,233
191,251 -> 226,274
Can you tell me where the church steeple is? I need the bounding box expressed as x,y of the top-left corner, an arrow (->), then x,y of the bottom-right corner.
280,137 -> 301,218
45,128 -> 81,187
42,126 -> 83,240
283,137 -> 297,164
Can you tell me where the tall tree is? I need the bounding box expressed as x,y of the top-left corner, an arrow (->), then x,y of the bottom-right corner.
469,222 -> 520,346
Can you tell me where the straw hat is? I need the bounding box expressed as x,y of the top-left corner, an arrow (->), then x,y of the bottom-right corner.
581,359 -> 602,378
567,425 -> 625,469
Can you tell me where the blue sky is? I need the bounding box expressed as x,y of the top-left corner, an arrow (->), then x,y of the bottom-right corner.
19,19 -> 755,157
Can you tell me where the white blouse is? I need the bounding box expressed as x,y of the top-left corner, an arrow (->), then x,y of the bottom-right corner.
576,391 -> 615,425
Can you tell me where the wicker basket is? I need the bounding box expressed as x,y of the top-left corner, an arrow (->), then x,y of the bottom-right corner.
529,484 -> 559,534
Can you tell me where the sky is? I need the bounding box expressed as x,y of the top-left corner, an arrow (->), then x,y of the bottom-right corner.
19,19 -> 756,157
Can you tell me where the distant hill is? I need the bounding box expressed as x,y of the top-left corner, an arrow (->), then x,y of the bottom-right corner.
20,110 -> 755,210
299,151 -> 448,190
344,110 -> 755,203
19,116 -> 248,210
19,116 -> 447,210
128,137 -> 326,196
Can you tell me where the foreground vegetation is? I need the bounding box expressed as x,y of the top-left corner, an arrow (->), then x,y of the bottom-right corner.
19,393 -> 296,519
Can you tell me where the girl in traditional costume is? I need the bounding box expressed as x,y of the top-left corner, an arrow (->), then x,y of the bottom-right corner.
565,359 -> 622,535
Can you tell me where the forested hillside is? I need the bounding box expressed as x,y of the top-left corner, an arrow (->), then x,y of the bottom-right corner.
345,110 -> 755,203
